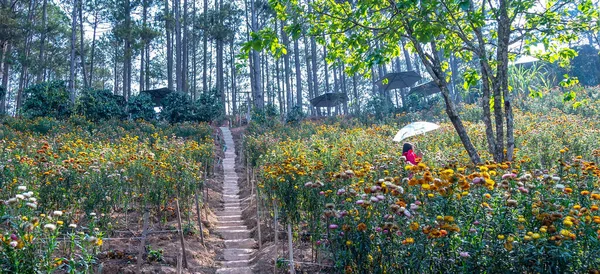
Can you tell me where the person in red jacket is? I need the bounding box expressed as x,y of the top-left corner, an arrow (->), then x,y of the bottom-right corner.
402,142 -> 421,165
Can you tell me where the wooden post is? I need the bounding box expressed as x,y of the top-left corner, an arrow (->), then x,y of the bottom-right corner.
255,171 -> 262,250
195,187 -> 206,247
176,254 -> 182,274
136,207 -> 149,271
273,201 -> 278,274
175,199 -> 188,268
287,223 -> 295,274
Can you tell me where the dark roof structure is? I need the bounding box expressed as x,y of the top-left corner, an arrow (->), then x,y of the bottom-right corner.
409,81 -> 441,96
375,71 -> 422,91
309,92 -> 348,108
139,87 -> 174,106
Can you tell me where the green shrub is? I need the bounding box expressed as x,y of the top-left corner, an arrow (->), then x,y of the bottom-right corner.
286,106 -> 305,124
76,89 -> 126,121
21,81 -> 72,119
161,92 -> 197,123
195,88 -> 224,122
128,93 -> 156,121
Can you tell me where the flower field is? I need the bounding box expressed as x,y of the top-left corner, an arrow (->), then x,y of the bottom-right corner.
246,106 -> 600,273
0,117 -> 214,273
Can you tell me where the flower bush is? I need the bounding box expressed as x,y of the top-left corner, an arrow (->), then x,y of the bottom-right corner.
247,102 -> 600,272
0,116 -> 213,271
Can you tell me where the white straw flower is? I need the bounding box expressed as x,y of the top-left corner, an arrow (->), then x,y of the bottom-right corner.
44,224 -> 57,231
17,186 -> 26,191
69,224 -> 77,229
26,203 -> 37,209
15,194 -> 24,200
53,211 -> 63,217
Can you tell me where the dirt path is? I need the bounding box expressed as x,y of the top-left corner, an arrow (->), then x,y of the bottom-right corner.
215,127 -> 256,274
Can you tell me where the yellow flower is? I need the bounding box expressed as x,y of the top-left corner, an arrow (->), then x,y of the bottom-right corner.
346,240 -> 352,246
56,221 -> 64,226
23,234 -> 33,243
96,238 -> 103,246
497,234 -> 505,240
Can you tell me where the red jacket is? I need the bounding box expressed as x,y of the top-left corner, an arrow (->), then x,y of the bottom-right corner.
403,149 -> 420,165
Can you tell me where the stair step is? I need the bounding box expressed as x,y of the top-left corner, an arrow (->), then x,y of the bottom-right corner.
220,259 -> 253,268
219,220 -> 245,226
224,238 -> 257,249
216,211 -> 242,217
220,230 -> 252,240
215,267 -> 253,274
223,248 -> 255,261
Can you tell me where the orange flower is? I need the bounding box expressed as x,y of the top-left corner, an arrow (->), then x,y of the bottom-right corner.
357,223 -> 367,232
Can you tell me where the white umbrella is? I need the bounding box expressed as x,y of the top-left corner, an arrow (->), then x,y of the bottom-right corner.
393,122 -> 440,142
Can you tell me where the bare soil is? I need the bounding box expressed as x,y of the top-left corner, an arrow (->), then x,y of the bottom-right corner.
96,126 -> 226,274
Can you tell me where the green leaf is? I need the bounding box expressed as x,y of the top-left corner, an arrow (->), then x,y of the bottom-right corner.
562,91 -> 576,102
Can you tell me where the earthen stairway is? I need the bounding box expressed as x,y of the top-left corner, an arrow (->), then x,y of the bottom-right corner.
216,127 -> 256,274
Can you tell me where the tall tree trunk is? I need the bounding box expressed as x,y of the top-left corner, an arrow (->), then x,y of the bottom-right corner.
124,0 -> 132,100
303,36 -> 313,115
409,37 -> 481,164
17,0 -> 36,111
281,21 -> 292,112
293,39 -> 302,108
140,0 -> 147,91
413,53 -> 420,76
175,0 -> 182,92
1,43 -> 10,114
79,0 -> 88,88
145,37 -> 150,90
250,0 -> 263,108
191,0 -> 197,99
352,74 -> 359,114
450,53 -> 460,103
323,38 -> 330,94
264,54 -> 270,105
401,39 -> 412,107
89,10 -> 98,88
497,0 -> 514,161
341,63 -> 348,114
310,34 -> 318,114
480,61 -> 496,155
202,0 -> 208,92
36,0 -> 48,83
69,0 -> 78,104
183,0 -> 189,94
231,41 -> 236,115
276,57 -> 283,114
216,0 -> 224,112
113,43 -> 118,95
166,0 -> 174,91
